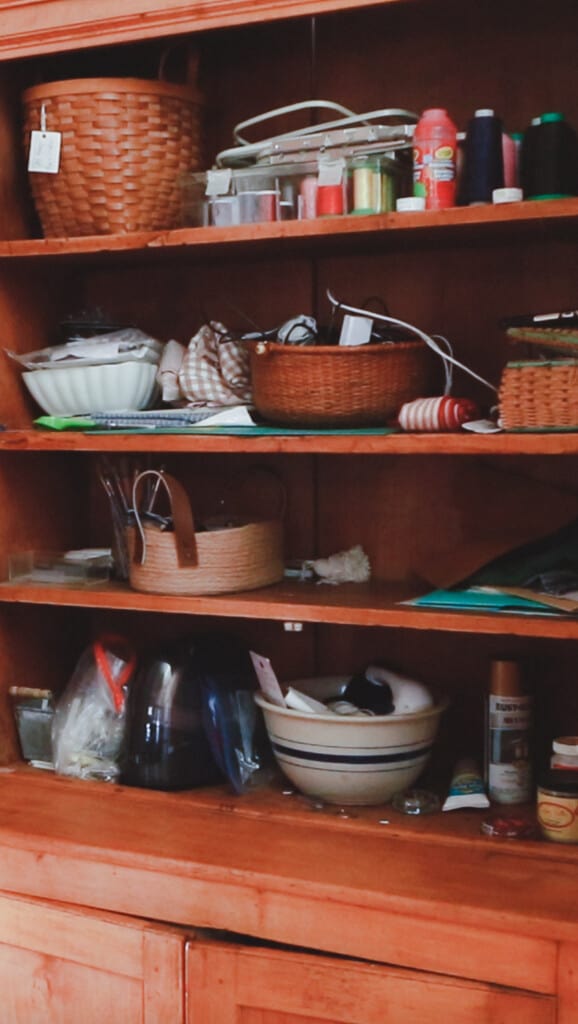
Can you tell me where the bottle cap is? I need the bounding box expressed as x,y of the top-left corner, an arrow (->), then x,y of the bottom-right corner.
553,736 -> 578,755
492,187 -> 523,204
396,196 -> 426,212
541,111 -> 565,123
475,108 -> 495,117
490,659 -> 522,696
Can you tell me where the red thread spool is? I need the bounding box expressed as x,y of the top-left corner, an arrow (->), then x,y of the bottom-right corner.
398,396 -> 479,432
316,184 -> 344,216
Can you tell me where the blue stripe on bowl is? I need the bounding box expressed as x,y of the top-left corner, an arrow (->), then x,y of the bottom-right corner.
271,742 -> 432,766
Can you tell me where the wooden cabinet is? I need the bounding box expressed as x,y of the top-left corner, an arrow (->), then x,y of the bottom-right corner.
0,891 -> 186,1023
0,0 -> 578,1021
186,938 -> 556,1024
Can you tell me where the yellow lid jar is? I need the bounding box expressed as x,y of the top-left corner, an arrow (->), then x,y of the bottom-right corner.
537,770 -> 578,844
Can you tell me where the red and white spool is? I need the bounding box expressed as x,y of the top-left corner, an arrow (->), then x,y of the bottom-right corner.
398,396 -> 479,432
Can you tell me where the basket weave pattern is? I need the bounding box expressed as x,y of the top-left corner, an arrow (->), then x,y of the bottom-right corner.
499,360 -> 578,429
23,78 -> 203,237
250,340 -> 434,426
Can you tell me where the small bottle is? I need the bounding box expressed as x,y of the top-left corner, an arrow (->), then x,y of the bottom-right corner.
486,659 -> 533,804
413,108 -> 458,210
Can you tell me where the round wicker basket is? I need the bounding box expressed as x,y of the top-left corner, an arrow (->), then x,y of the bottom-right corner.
23,77 -> 203,237
249,339 -> 435,426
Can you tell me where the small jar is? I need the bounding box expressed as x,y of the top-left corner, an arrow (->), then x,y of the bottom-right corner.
537,770 -> 578,844
551,736 -> 578,770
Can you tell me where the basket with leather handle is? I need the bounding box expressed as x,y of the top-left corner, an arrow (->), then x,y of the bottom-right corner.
22,53 -> 203,238
126,470 -> 284,596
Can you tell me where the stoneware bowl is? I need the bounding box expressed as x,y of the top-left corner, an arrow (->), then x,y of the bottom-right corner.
255,676 -> 447,806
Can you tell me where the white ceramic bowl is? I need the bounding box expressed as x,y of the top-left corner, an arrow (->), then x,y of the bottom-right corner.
255,676 -> 447,806
22,361 -> 158,416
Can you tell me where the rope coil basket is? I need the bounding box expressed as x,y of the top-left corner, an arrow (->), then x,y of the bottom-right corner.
126,471 -> 284,596
23,76 -> 203,237
498,359 -> 578,429
249,339 -> 435,426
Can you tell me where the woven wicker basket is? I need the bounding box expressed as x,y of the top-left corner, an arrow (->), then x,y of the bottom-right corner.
499,359 -> 578,429
249,339 -> 434,426
127,471 -> 284,596
23,77 -> 203,237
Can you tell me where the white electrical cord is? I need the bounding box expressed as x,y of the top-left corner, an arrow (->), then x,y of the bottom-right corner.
326,289 -> 498,393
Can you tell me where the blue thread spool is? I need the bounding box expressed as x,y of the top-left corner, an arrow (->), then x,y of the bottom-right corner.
459,108 -> 504,205
520,112 -> 578,200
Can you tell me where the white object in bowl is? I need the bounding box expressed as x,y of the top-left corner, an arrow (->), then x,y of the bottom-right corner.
255,676 -> 447,806
22,361 -> 158,416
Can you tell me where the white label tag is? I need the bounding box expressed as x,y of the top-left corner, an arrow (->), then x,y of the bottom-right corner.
28,130 -> 61,173
317,158 -> 345,186
250,651 -> 286,707
206,168 -> 232,196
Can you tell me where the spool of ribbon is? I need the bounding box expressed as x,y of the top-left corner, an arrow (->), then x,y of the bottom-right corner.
398,396 -> 479,432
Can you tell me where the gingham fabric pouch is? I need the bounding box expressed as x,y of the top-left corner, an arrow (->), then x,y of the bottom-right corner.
179,322 -> 252,407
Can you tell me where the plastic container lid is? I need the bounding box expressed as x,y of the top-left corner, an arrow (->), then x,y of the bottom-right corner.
552,736 -> 578,756
397,196 -> 426,212
492,187 -> 523,204
475,108 -> 495,117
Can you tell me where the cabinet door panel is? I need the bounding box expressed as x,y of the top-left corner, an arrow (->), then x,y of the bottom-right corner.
0,891 -> 185,1024
187,940 -> 556,1024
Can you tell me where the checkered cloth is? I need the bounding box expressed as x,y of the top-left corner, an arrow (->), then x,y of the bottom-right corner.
179,322 -> 252,407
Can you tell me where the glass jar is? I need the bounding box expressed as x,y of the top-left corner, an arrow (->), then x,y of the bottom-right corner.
537,770 -> 578,843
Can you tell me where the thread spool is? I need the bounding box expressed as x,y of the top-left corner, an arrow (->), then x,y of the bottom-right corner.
398,396 -> 479,432
460,108 -> 504,205
520,112 -> 578,199
352,160 -> 381,215
316,183 -> 344,217
502,132 -> 518,188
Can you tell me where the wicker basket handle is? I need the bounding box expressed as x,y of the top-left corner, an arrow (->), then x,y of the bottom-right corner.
158,44 -> 200,88
131,470 -> 198,568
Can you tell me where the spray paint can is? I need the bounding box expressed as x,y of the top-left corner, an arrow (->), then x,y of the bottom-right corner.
486,659 -> 533,804
413,108 -> 458,210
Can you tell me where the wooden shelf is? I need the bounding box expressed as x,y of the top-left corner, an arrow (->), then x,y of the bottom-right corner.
2,428 -> 578,456
0,0 -> 404,60
1,578 -> 577,637
0,765 -> 577,954
2,199 -> 578,264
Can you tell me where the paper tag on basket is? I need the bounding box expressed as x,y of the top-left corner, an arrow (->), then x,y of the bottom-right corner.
28,130 -> 61,173
250,651 -> 286,706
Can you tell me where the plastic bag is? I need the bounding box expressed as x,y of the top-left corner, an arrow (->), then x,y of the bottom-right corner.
52,635 -> 136,782
191,631 -> 270,794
